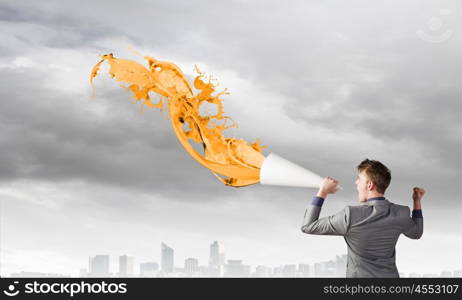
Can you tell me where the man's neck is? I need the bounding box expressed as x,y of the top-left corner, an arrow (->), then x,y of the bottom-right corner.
367,192 -> 385,199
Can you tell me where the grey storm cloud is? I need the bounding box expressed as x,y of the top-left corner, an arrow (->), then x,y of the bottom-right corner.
0,4 -> 121,58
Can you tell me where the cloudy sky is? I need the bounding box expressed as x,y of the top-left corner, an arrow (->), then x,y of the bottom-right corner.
0,0 -> 461,276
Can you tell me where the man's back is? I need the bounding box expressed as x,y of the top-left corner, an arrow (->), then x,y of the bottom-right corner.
301,197 -> 424,277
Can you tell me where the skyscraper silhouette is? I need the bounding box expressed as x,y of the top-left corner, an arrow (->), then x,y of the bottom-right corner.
140,262 -> 159,277
209,240 -> 225,276
184,258 -> 199,275
118,255 -> 134,277
161,242 -> 174,274
88,255 -> 110,277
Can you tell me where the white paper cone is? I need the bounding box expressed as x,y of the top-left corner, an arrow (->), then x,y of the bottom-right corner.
260,153 -> 325,188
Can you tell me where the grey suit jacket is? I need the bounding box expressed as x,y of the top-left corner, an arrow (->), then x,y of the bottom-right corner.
301,197 -> 423,278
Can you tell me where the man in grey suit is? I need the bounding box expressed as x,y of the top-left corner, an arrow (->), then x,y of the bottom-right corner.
301,159 -> 425,278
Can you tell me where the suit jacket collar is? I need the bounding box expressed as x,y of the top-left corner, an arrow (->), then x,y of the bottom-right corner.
366,198 -> 390,206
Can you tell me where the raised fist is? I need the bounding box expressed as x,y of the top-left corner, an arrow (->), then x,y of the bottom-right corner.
412,187 -> 426,201
319,177 -> 340,195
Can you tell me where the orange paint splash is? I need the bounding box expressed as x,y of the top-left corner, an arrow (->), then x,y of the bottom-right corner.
90,53 -> 265,187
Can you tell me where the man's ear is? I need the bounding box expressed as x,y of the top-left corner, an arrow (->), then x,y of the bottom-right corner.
367,180 -> 375,191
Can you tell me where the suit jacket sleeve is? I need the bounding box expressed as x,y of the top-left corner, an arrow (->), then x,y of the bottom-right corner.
301,196 -> 350,236
402,207 -> 423,239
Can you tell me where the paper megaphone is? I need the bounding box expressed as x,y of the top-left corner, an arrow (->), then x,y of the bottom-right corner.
259,153 -> 342,190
